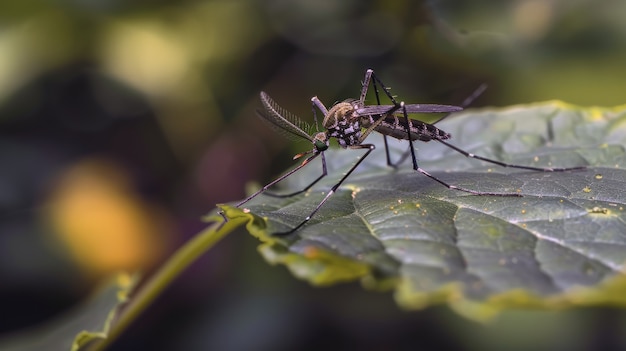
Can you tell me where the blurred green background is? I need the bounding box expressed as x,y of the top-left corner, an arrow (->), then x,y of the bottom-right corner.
1,0 -> 626,350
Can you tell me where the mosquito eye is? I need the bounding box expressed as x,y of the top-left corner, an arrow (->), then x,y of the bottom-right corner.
315,140 -> 328,151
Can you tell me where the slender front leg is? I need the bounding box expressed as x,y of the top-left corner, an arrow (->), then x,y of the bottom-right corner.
432,83 -> 487,125
265,152 -> 328,198
273,143 -> 376,236
435,139 -> 586,172
236,151 -> 323,207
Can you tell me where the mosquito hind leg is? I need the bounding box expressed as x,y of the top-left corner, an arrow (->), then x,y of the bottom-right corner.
395,102 -> 521,197
432,83 -> 487,125
414,166 -> 521,196
389,84 -> 489,168
436,139 -> 586,172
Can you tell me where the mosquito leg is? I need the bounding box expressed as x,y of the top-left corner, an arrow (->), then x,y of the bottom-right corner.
432,83 -> 487,125
369,70 -> 400,105
265,152 -> 328,198
384,126 -> 413,168
311,99 -> 320,130
368,70 -> 397,168
390,148 -> 412,167
395,103 -> 521,197
218,153 -> 322,227
385,83 -> 487,168
359,69 -> 374,103
384,83 -> 486,168
414,166 -> 521,196
382,136 -> 400,168
363,69 -> 402,168
395,102 -> 419,171
311,96 -> 329,116
357,103 -> 402,143
384,133 -> 417,168
273,144 -> 376,236
389,84 -> 488,168
436,139 -> 586,172
234,151 -> 323,210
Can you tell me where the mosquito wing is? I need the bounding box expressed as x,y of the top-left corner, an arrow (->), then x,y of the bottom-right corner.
356,104 -> 462,115
258,91 -> 313,142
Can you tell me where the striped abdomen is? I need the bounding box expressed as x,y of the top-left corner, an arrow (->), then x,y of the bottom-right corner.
370,115 -> 450,142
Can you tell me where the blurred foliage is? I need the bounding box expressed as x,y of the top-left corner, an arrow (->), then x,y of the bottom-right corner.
0,274 -> 136,351
0,0 -> 625,350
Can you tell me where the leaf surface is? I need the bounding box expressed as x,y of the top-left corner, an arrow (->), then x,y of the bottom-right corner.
222,101 -> 626,319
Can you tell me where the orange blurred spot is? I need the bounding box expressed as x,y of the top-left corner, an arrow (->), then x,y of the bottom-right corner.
46,160 -> 171,277
303,246 -> 320,258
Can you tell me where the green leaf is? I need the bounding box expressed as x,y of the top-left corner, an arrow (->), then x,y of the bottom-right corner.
222,101 -> 626,320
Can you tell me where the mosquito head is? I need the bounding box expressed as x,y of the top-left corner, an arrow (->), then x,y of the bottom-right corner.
312,132 -> 329,152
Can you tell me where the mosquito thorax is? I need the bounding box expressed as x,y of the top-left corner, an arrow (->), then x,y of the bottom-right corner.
323,101 -> 362,148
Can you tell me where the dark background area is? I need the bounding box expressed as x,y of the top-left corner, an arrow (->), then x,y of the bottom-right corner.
1,0 -> 626,350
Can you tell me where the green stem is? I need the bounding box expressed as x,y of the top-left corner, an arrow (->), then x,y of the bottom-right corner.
90,216 -> 245,351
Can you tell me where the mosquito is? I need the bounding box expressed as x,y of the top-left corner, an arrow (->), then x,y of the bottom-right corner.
231,69 -> 584,235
